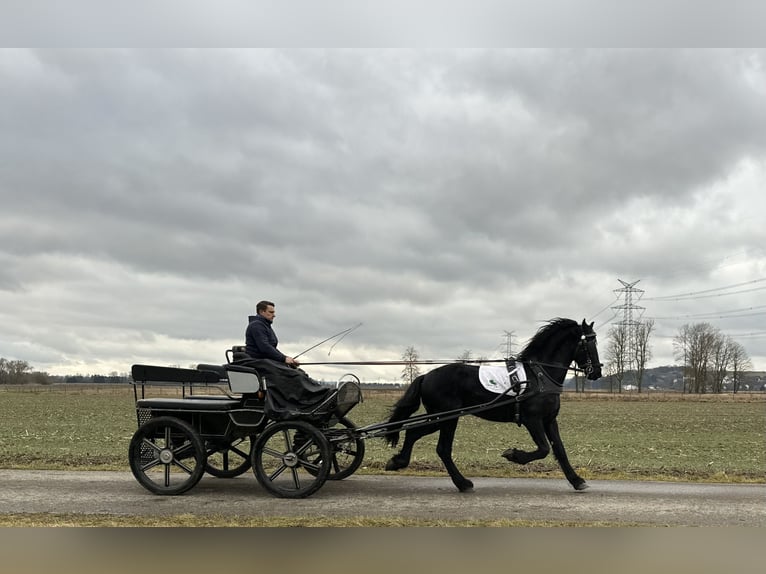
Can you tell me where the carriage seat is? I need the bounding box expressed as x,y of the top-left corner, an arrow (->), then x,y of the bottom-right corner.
135,397 -> 241,411
225,345 -> 250,364
131,364 -> 222,385
224,364 -> 265,394
196,363 -> 228,380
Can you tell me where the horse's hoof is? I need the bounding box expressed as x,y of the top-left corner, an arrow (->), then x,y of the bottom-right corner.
573,481 -> 589,491
384,460 -> 397,471
457,480 -> 474,492
501,448 -> 518,463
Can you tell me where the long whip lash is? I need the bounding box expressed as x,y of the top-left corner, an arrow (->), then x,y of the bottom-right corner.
327,322 -> 362,356
294,322 -> 363,360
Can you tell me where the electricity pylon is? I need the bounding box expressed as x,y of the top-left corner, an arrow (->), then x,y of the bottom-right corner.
502,330 -> 515,359
612,279 -> 645,385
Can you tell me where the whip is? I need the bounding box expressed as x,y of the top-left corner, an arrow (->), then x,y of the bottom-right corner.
293,322 -> 363,360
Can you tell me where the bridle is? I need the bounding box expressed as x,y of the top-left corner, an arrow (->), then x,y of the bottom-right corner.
574,331 -> 600,377
525,328 -> 599,377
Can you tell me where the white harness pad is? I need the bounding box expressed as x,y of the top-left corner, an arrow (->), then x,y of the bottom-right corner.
478,364 -> 528,396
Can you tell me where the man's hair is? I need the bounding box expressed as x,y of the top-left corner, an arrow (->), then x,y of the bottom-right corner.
256,300 -> 275,313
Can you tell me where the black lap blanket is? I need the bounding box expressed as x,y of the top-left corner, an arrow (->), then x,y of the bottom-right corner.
235,359 -> 332,419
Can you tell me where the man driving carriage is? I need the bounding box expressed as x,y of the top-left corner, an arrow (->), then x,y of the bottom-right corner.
243,300 -> 330,415
245,300 -> 300,366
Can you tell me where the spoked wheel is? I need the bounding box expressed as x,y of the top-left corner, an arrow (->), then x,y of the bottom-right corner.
129,416 -> 206,495
309,417 -> 365,480
205,436 -> 253,478
252,420 -> 331,499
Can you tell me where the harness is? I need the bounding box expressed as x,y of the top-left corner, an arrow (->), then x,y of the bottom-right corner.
508,330 -> 598,426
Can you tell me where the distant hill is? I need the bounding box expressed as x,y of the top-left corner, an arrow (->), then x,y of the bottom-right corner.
568,365 -> 766,392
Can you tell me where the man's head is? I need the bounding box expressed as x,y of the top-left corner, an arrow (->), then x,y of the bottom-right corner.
256,300 -> 276,322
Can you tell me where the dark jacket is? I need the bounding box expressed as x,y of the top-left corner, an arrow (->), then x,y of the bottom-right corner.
245,315 -> 286,362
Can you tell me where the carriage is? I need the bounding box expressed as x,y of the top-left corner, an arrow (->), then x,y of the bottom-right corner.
129,348 -> 366,498
128,318 -> 602,498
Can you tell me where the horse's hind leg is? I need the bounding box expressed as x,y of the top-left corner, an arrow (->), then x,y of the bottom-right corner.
385,423 -> 438,471
545,418 -> 588,491
435,419 -> 474,492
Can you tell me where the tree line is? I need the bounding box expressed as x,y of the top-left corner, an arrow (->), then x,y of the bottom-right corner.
0,358 -> 37,385
604,320 -> 752,393
0,358 -> 128,385
672,322 -> 751,393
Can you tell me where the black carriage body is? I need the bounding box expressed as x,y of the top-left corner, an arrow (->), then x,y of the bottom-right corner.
128,359 -> 364,498
131,364 -> 269,440
134,396 -> 268,440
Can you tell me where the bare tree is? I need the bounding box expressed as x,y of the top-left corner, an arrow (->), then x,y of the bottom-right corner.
674,323 -> 732,393
0,358 -> 33,384
673,325 -> 690,392
729,341 -> 752,393
605,324 -> 628,393
710,334 -> 733,393
633,319 -> 654,393
401,346 -> 421,384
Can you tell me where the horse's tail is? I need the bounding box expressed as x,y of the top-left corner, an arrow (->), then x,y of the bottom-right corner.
385,374 -> 425,448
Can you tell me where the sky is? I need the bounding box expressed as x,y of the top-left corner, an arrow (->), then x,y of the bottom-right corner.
1,48 -> 765,382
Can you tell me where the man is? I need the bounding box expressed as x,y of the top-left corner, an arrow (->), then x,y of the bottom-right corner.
243,300 -> 330,416
245,300 -> 299,366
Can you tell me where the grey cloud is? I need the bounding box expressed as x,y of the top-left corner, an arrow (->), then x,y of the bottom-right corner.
1,49 -> 765,374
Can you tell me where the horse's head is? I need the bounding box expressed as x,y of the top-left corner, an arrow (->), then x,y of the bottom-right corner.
574,319 -> 603,380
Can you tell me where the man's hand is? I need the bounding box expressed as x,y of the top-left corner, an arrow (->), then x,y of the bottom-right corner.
285,356 -> 300,367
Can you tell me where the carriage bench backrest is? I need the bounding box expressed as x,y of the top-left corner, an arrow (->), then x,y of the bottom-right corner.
224,364 -> 265,394
130,364 -> 224,400
131,364 -> 222,386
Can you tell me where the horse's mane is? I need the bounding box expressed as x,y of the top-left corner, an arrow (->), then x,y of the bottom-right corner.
516,318 -> 579,362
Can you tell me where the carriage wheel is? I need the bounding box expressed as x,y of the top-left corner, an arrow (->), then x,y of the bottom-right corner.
305,417 -> 365,480
327,417 -> 366,480
252,420 -> 331,498
205,436 -> 253,478
129,416 -> 206,495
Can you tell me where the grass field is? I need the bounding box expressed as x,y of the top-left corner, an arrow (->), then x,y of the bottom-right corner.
0,385 -> 763,483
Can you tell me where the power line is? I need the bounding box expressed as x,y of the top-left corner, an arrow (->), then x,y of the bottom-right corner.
650,311 -> 766,321
651,286 -> 766,302
647,305 -> 766,321
589,295 -> 621,322
600,311 -> 619,326
734,332 -> 766,339
645,278 -> 766,301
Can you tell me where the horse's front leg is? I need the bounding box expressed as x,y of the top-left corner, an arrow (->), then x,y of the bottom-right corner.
501,417 -> 550,465
545,418 -> 588,491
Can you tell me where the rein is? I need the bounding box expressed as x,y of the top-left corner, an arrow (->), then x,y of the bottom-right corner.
301,326 -> 599,376
299,358 -> 589,374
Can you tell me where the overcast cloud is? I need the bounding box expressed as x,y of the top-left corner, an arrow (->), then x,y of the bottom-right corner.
1,49 -> 765,381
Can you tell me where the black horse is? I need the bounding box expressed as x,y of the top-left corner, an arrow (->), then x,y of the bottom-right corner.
385,318 -> 602,492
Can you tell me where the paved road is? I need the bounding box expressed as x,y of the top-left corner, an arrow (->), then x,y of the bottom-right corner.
1,469 -> 764,526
